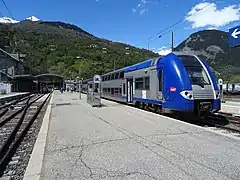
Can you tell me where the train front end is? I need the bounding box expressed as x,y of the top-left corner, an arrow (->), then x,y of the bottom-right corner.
160,52 -> 221,116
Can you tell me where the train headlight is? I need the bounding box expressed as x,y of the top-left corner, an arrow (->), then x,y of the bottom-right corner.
180,90 -> 193,100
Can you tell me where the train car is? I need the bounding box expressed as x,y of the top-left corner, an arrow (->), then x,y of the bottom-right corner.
82,52 -> 221,117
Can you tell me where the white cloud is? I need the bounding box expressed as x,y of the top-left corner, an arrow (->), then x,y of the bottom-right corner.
185,2 -> 240,29
153,46 -> 172,55
132,0 -> 150,15
207,27 -> 218,30
140,9 -> 146,15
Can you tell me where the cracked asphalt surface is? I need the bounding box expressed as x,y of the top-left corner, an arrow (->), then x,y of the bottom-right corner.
40,92 -> 240,180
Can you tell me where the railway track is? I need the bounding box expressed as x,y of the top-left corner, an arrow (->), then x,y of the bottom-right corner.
216,112 -> 240,124
0,93 -> 52,179
203,112 -> 240,135
0,94 -> 36,119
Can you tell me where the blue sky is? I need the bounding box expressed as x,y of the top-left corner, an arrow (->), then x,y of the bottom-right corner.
0,0 -> 240,54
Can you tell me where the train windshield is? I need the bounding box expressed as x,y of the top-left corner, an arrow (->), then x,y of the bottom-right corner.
178,55 -> 210,87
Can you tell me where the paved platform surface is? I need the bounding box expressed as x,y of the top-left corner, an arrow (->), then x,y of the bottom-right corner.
34,92 -> 239,180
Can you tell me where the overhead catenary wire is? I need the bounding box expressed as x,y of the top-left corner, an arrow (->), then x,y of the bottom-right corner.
137,0 -> 239,49
150,39 -> 185,53
0,0 -> 14,20
136,0 -> 218,48
148,0 -> 218,41
0,0 -> 28,54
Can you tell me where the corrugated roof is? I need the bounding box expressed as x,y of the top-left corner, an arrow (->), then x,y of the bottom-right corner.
35,73 -> 63,78
0,48 -> 22,62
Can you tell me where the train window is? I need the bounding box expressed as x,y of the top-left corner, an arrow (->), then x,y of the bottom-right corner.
111,74 -> 114,80
119,88 -> 122,94
158,70 -> 163,92
185,66 -> 210,86
120,71 -> 124,78
123,83 -> 126,94
178,55 -> 210,86
115,88 -> 119,94
111,88 -> 114,95
108,88 -> 110,93
145,77 -> 150,90
178,55 -> 201,67
115,72 -> 119,79
135,78 -> 144,90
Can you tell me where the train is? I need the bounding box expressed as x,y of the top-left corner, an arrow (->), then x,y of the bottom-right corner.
81,52 -> 221,117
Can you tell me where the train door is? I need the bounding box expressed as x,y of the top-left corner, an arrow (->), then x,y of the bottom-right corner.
157,70 -> 164,100
127,78 -> 133,103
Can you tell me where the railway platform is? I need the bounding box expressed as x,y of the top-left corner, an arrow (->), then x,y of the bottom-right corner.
24,91 -> 240,180
0,92 -> 29,104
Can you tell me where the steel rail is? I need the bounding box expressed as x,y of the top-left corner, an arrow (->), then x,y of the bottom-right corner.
0,93 -> 51,175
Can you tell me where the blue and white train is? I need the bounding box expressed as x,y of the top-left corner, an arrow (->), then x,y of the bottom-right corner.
82,52 -> 221,117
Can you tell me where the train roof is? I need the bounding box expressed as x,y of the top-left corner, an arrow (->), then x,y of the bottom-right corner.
82,51 -> 202,82
100,57 -> 160,77
123,58 -> 156,73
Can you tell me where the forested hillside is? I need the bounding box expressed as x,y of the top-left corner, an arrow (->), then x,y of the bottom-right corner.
0,20 -> 157,79
0,20 -> 239,82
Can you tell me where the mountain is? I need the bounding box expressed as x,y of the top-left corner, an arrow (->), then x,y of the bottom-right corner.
41,21 -> 94,38
0,18 -> 239,82
175,30 -> 240,82
0,20 -> 157,79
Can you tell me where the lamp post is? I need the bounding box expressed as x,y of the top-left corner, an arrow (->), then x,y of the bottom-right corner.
77,75 -> 81,99
76,56 -> 84,99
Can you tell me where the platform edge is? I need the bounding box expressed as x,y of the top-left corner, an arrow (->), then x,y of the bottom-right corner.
124,103 -> 240,141
23,92 -> 54,180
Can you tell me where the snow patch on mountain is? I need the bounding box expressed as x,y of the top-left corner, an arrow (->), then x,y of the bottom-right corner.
0,16 -> 40,24
0,17 -> 19,24
26,16 -> 40,22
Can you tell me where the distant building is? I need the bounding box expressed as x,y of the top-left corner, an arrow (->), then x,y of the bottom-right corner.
0,48 -> 24,82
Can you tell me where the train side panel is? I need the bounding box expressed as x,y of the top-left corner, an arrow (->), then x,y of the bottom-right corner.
101,79 -> 126,102
124,66 -> 161,105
